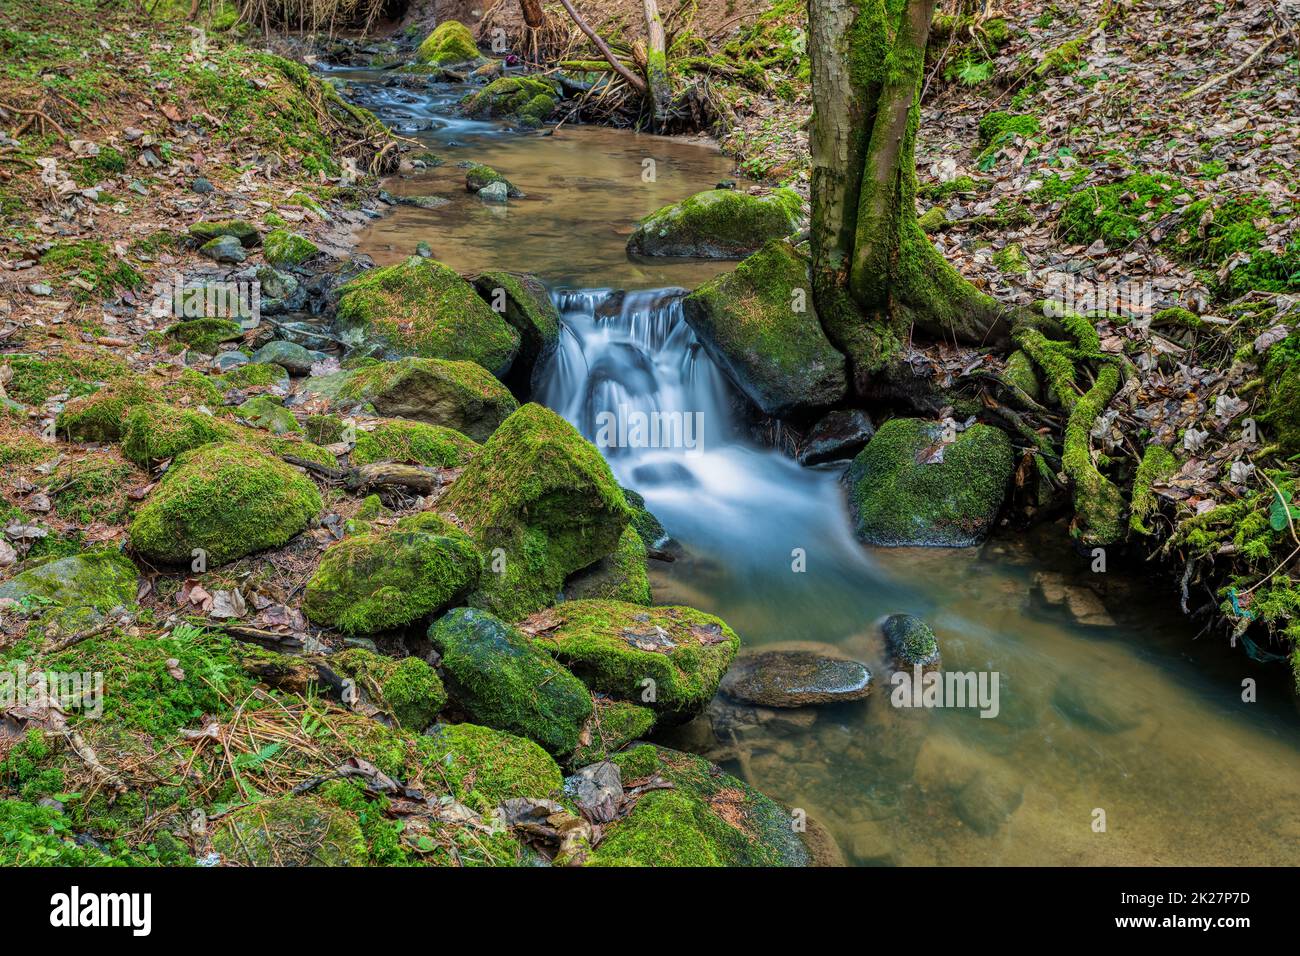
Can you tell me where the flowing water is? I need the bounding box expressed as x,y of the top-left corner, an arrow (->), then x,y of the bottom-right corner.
342,69 -> 1300,866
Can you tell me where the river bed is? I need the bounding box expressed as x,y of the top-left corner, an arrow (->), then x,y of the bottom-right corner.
339,68 -> 1300,866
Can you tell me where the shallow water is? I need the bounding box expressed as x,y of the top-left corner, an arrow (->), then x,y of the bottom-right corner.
343,70 -> 1300,866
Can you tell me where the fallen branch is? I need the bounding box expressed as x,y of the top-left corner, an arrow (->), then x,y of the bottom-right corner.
1180,34 -> 1281,101
554,0 -> 647,94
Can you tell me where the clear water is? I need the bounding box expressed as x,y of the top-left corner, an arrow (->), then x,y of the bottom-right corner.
343,70 -> 1300,866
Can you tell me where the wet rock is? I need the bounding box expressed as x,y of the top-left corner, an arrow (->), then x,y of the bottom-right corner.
628,188 -> 803,258
848,818 -> 897,865
237,395 -> 299,435
472,271 -> 561,373
200,235 -> 246,264
798,409 -> 875,466
252,339 -> 323,376
213,351 -> 250,372
683,240 -> 847,418
465,163 -> 523,197
328,646 -> 446,730
1051,675 -> 1138,734
913,733 -> 982,793
562,525 -> 651,605
460,76 -> 559,127
880,613 -> 941,670
429,607 -> 593,757
568,761 -> 622,822
1063,585 -> 1116,627
720,649 -> 872,708
188,219 -> 259,247
477,180 -> 509,204
845,418 -> 1014,547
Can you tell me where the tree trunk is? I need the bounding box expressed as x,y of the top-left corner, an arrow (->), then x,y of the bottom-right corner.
642,0 -> 672,127
520,0 -> 547,29
808,0 -> 1015,393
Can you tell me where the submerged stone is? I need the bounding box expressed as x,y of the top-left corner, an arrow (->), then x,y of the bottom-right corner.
880,613 -> 942,670
720,649 -> 872,708
798,409 -> 875,466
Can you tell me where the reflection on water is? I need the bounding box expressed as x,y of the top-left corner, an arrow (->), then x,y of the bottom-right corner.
346,72 -> 1300,866
340,69 -> 748,288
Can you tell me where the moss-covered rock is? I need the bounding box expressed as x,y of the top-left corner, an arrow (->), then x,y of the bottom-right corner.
216,360 -> 291,391
472,271 -> 561,369
237,395 -> 300,435
303,512 -> 480,635
188,219 -> 260,247
335,257 -> 520,375
263,229 -> 318,267
628,188 -> 803,258
880,613 -> 941,670
58,369 -> 224,443
845,418 -> 1013,547
428,608 -> 593,756
212,796 -> 366,866
165,318 -> 245,355
529,600 -> 738,723
0,549 -> 138,634
563,526 -> 651,604
441,403 -> 630,620
351,418 -> 478,467
1261,333 -> 1300,457
414,722 -> 563,812
568,698 -> 657,767
464,163 -> 522,197
416,20 -> 479,66
620,486 -> 666,548
120,402 -> 334,468
128,443 -> 322,566
1003,349 -> 1040,400
683,240 -> 847,417
330,647 -> 447,730
302,357 -> 518,442
588,745 -> 809,866
459,76 -> 559,126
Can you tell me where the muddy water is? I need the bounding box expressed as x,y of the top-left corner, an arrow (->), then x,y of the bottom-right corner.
341,69 -> 1300,866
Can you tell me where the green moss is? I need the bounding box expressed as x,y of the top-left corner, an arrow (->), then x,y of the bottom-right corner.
472,271 -> 561,364
47,456 -> 141,524
992,243 -> 1029,274
303,356 -> 518,442
564,526 -> 651,604
4,352 -> 129,406
464,163 -> 520,196
628,188 -> 803,258
428,608 -> 593,756
588,745 -> 807,867
531,600 -> 738,722
187,219 -> 260,246
459,76 -> 558,126
1060,173 -> 1191,248
416,20 -> 479,66
72,145 -> 127,185
331,648 -> 447,730
165,318 -> 245,354
215,361 -> 289,391
336,256 -> 520,374
212,796 -> 366,866
1063,363 -> 1125,545
302,512 -> 480,635
1036,36 -> 1086,76
0,426 -> 57,467
441,403 -> 630,621
263,229 -> 317,267
1129,444 -> 1177,535
976,111 -> 1040,166
569,698 -> 656,767
128,442 -> 322,566
0,798 -> 139,866
845,419 -> 1014,547
412,722 -> 563,814
351,419 -> 478,467
236,394 -> 300,435
0,549 -> 138,637
1261,332 -> 1300,457
121,401 -> 333,468
1003,349 -> 1041,400
917,175 -> 978,201
39,240 -> 143,300
621,486 -> 666,548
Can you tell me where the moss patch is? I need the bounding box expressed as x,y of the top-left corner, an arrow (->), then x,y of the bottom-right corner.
628,188 -> 803,258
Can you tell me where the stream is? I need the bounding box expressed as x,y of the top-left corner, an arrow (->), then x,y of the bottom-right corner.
338,68 -> 1300,865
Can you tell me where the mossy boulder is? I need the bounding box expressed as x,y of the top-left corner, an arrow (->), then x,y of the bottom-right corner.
881,613 -> 941,670
0,549 -> 138,634
588,745 -> 809,866
128,443 -> 322,566
416,20 -> 479,66
237,395 -> 300,435
569,698 -> 657,767
621,486 -> 666,548
188,219 -> 260,247
472,271 -> 561,370
628,188 -> 803,258
441,403 -> 631,621
165,318 -> 245,354
464,164 -> 522,197
683,240 -> 847,417
303,512 -> 480,635
415,722 -> 563,812
563,526 -> 652,604
263,229 -> 318,267
459,76 -> 558,126
329,647 -> 447,730
351,419 -> 479,467
529,600 -> 738,723
217,360 -> 291,391
335,257 -> 520,375
120,402 -> 335,468
302,357 -> 518,442
845,418 -> 1013,547
428,608 -> 594,756
58,369 -> 224,443
250,340 -> 320,376
212,796 -> 366,866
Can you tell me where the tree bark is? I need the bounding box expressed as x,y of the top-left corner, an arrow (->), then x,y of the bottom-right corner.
809,0 -> 1017,393
642,0 -> 672,127
520,0 -> 547,29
